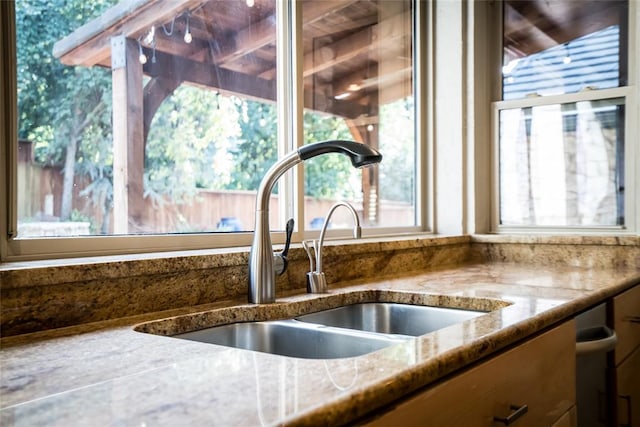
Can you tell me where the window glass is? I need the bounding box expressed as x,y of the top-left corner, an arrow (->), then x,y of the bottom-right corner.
301,0 -> 416,230
502,0 -> 627,100
16,0 -> 278,237
499,98 -> 625,226
498,0 -> 628,228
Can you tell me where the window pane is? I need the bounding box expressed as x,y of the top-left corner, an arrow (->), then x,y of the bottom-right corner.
499,98 -> 625,226
301,0 -> 416,230
502,0 -> 628,100
16,0 -> 278,237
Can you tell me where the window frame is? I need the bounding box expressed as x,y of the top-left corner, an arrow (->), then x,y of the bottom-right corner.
1,0 -> 430,262
490,0 -> 640,235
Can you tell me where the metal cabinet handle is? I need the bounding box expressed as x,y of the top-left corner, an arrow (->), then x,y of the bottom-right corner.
626,315 -> 640,324
494,404 -> 528,425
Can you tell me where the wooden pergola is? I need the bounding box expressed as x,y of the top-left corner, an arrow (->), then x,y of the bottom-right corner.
53,0 -> 413,233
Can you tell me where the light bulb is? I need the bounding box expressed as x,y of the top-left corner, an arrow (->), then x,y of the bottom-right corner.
184,13 -> 192,44
137,40 -> 147,64
563,55 -> 571,64
246,0 -> 254,7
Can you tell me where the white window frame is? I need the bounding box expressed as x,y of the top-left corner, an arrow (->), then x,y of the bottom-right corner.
490,0 -> 640,235
0,1 -> 430,262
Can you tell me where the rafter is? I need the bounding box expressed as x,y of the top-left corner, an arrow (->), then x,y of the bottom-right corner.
54,0 -> 205,66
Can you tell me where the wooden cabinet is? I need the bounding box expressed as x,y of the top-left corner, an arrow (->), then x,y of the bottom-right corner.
613,285 -> 640,366
616,346 -> 640,427
364,321 -> 576,427
611,285 -> 640,427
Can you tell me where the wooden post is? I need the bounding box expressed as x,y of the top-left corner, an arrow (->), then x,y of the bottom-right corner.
111,35 -> 144,233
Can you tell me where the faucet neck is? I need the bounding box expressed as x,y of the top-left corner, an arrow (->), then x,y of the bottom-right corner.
315,201 -> 361,274
256,150 -> 301,213
248,150 -> 301,304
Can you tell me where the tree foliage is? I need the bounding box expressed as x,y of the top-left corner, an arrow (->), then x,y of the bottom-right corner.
227,100 -> 279,192
145,87 -> 241,203
17,0 -> 114,164
379,98 -> 415,203
303,112 -> 356,199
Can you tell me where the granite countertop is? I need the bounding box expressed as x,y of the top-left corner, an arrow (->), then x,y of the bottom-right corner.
1,262 -> 639,426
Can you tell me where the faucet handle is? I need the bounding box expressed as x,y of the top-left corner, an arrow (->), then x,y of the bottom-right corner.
273,218 -> 294,275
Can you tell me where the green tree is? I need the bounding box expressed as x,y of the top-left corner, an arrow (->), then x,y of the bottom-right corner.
227,100 -> 279,192
379,98 -> 415,203
145,87 -> 241,203
303,111 -> 356,199
17,0 -> 115,222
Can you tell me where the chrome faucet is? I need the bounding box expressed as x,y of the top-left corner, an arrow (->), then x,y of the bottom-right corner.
248,140 -> 382,304
303,201 -> 361,294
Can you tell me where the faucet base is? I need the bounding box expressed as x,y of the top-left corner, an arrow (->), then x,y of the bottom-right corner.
307,272 -> 328,293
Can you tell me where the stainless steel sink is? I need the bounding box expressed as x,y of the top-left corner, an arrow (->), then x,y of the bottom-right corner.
173,319 -> 406,359
295,302 -> 485,336
168,302 -> 487,359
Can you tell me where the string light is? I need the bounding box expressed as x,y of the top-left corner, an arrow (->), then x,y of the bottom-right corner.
184,12 -> 192,44
137,38 -> 147,64
137,9 -> 197,64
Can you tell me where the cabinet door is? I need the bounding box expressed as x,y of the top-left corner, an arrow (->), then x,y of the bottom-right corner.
552,406 -> 577,427
365,321 -> 576,427
617,346 -> 640,427
613,285 -> 640,366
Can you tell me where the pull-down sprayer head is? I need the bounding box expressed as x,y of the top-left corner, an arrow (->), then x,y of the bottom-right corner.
298,140 -> 383,168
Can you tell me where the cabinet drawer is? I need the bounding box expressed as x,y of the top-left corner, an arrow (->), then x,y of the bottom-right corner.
613,285 -> 640,365
366,321 -> 576,427
616,345 -> 640,427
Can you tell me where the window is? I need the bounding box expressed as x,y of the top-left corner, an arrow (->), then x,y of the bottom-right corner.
494,0 -> 636,230
3,0 -> 422,259
301,1 -> 417,230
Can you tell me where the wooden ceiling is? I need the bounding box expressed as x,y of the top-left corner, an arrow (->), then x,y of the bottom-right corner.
53,0 -> 413,120
503,0 -> 627,62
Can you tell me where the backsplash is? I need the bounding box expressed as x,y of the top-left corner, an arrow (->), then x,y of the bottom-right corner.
0,236 -> 474,336
472,235 -> 640,269
1,235 -> 638,337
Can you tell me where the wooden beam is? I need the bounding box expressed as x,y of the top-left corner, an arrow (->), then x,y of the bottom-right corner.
143,76 -> 184,145
302,12 -> 409,78
54,0 -> 206,66
144,48 -> 367,119
212,1 -> 358,68
111,36 -> 145,233
143,49 -> 276,102
504,0 -> 623,58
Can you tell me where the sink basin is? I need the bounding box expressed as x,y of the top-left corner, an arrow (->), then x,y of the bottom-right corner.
173,319 -> 406,359
295,302 -> 485,336
152,298 -> 493,359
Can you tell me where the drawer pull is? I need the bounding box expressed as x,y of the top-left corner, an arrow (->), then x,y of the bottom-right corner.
625,315 -> 640,324
494,404 -> 528,425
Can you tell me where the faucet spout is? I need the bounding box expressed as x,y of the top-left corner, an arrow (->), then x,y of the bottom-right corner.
304,201 -> 361,294
248,140 -> 381,304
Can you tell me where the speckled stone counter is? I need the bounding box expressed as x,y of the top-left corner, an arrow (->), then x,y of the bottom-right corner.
1,257 -> 639,426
